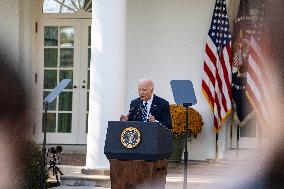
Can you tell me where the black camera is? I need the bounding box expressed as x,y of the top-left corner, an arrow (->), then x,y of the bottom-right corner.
48,145 -> 63,154
47,145 -> 63,183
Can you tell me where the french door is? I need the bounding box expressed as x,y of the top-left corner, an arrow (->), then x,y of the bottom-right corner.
36,19 -> 91,144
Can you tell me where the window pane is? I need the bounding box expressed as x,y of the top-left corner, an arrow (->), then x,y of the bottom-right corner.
59,92 -> 72,111
84,0 -> 92,11
59,70 -> 73,89
60,48 -> 74,67
43,0 -> 60,13
43,0 -> 92,13
60,26 -> 74,47
42,113 -> 56,132
44,26 -> 58,46
43,92 -> 57,111
58,113 -> 72,133
44,48 -> 58,67
44,70 -> 57,89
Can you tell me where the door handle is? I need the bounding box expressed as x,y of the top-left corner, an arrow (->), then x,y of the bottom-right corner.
73,85 -> 77,88
82,86 -> 86,88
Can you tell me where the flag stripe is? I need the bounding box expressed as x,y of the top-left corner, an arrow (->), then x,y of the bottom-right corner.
206,44 -> 217,66
204,62 -> 215,85
202,80 -> 215,109
247,33 -> 270,123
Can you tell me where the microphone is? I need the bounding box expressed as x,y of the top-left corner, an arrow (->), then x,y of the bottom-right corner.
128,104 -> 143,121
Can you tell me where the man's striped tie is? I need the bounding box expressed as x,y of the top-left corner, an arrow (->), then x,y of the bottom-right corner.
142,102 -> 148,122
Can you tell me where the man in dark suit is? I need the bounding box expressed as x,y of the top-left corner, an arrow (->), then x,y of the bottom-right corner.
120,79 -> 172,129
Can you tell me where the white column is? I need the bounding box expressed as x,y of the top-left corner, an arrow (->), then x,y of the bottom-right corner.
85,0 -> 127,169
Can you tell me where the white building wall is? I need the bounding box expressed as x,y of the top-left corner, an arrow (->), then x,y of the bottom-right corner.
126,0 -> 238,160
0,0 -> 37,136
0,0 -> 20,69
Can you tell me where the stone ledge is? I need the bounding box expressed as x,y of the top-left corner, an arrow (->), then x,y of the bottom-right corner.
81,168 -> 110,175
60,174 -> 110,188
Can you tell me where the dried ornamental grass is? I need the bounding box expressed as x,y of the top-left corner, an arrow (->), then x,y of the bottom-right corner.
170,104 -> 203,138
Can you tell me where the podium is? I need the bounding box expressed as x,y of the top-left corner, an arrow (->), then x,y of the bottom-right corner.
104,121 -> 173,189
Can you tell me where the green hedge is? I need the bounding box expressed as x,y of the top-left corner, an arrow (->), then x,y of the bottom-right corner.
21,140 -> 48,189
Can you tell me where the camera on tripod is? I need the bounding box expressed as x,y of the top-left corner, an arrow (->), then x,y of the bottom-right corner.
47,145 -> 63,184
48,145 -> 63,155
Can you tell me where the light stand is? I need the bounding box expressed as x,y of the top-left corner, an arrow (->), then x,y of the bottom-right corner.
183,103 -> 192,189
40,102 -> 48,189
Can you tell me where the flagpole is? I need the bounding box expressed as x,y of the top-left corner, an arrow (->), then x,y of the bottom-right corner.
230,119 -> 233,149
237,125 -> 240,159
215,133 -> 219,160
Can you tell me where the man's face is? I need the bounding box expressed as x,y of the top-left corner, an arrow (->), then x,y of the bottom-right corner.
138,81 -> 153,102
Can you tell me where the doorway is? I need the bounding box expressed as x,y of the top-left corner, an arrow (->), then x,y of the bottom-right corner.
36,19 -> 91,144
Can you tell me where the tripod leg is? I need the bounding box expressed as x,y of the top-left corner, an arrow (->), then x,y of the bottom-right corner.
53,166 -> 56,176
56,166 -> 64,175
54,168 -> 60,184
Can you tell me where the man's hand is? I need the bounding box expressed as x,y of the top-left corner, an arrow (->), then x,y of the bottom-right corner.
148,114 -> 156,122
120,115 -> 128,121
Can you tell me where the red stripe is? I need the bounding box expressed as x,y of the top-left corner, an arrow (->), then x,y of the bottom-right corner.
204,62 -> 215,86
215,70 -> 228,112
206,43 -> 217,66
250,46 -> 270,91
247,62 -> 264,97
219,45 -> 232,99
250,47 -> 264,70
202,80 -> 214,106
214,92 -> 222,120
226,44 -> 233,100
246,84 -> 263,117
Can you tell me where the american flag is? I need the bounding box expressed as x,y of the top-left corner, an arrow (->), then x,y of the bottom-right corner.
231,0 -> 253,127
246,3 -> 270,124
202,0 -> 232,131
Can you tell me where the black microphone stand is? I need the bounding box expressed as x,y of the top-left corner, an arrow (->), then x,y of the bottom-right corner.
183,103 -> 192,189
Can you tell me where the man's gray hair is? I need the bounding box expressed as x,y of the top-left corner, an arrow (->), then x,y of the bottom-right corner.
138,78 -> 154,90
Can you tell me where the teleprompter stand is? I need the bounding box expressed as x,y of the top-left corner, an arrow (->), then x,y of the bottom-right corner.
170,80 -> 197,189
41,79 -> 71,189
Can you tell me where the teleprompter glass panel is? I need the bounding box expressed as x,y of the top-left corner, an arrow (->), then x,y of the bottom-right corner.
59,70 -> 73,89
43,92 -> 56,111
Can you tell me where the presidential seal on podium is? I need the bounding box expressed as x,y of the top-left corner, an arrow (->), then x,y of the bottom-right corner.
121,127 -> 141,149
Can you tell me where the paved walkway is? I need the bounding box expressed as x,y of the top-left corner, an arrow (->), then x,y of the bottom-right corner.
48,153 -> 249,189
